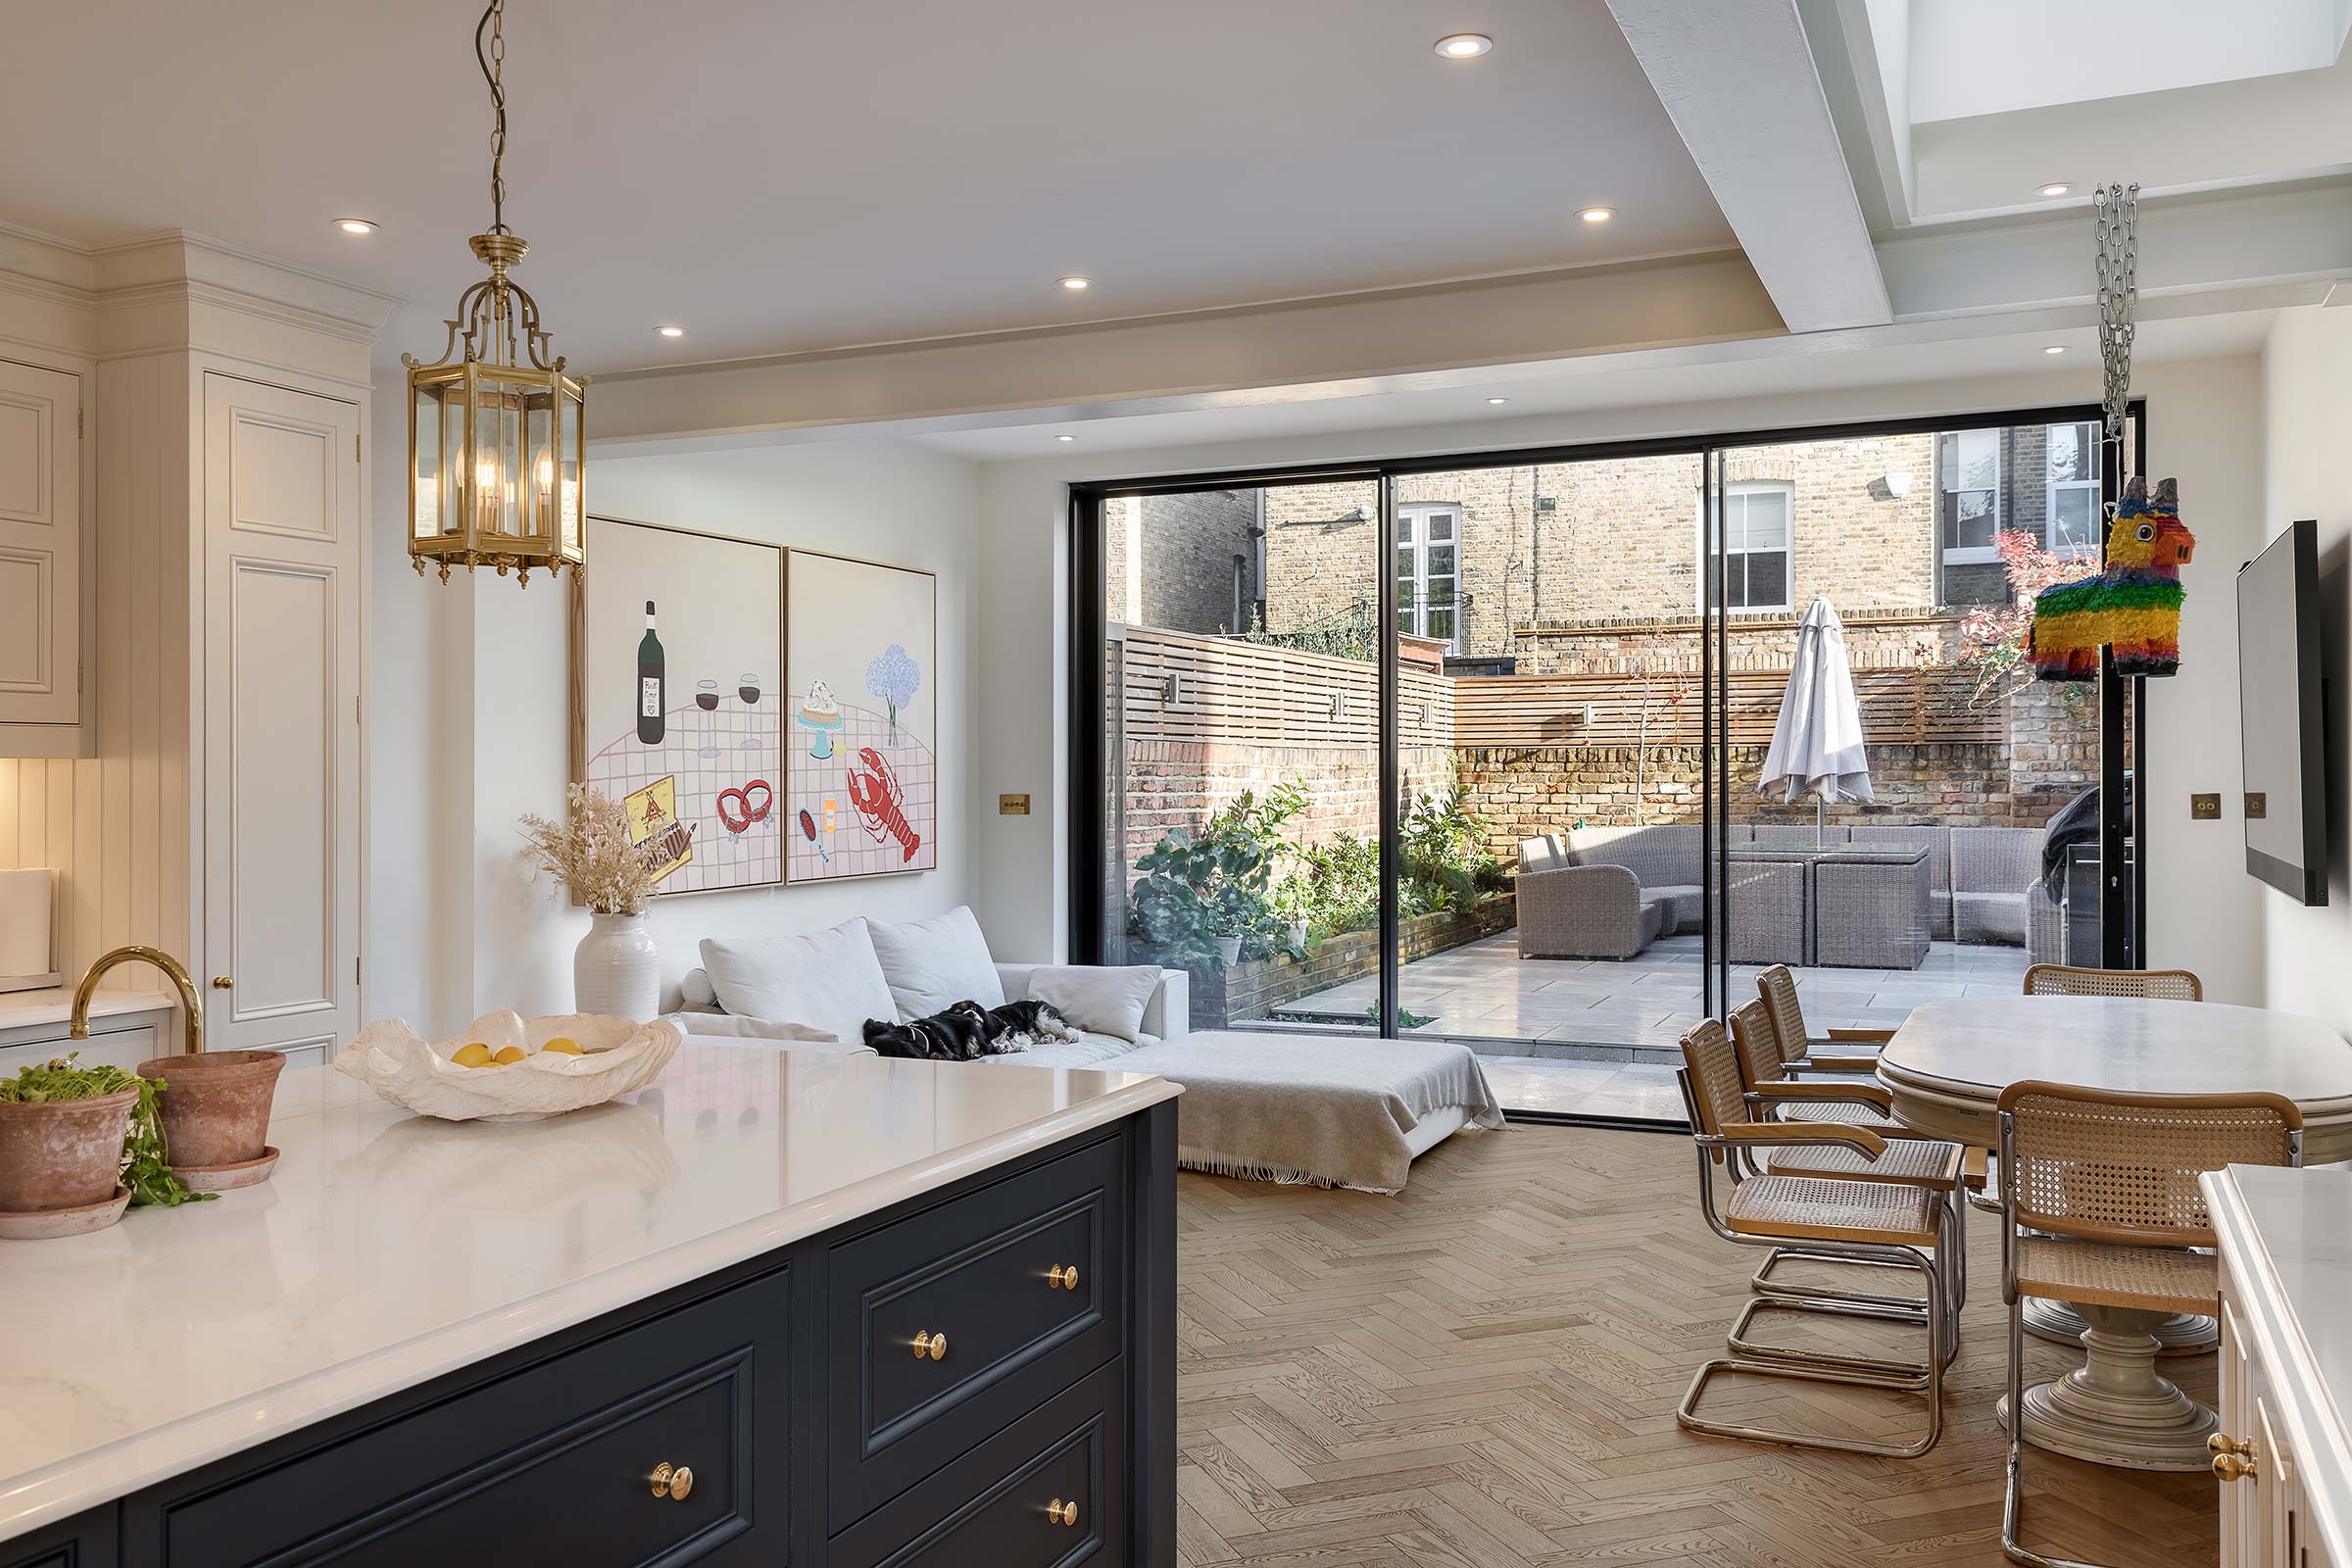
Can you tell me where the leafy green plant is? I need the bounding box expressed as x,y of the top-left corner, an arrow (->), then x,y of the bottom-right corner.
1278,832 -> 1380,939
0,1053 -> 213,1208
1400,786 -> 1503,913
1129,784 -> 1305,965
1362,1003 -> 1436,1030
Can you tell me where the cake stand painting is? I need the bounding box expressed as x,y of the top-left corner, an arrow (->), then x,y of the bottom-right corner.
785,549 -> 937,883
572,515 -> 785,896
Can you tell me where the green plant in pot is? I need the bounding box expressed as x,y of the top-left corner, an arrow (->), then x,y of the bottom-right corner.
0,1053 -> 211,1239
1129,783 -> 1302,968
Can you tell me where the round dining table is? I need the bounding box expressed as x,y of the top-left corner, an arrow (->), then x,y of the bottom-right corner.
1878,994 -> 2352,1472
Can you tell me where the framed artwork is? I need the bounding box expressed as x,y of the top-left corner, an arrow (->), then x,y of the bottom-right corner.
570,514 -> 785,896
784,549 -> 938,883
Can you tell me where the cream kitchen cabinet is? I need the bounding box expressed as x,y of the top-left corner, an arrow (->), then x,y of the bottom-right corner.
2207,1165 -> 2352,1568
0,356 -> 91,755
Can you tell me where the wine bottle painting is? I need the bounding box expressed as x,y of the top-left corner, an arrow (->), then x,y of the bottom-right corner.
636,599 -> 665,745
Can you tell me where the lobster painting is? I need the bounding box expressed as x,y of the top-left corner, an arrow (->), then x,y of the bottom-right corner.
2027,476 -> 2194,681
847,747 -> 922,863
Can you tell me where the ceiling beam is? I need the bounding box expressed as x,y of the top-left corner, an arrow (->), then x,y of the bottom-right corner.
1606,0 -> 1893,331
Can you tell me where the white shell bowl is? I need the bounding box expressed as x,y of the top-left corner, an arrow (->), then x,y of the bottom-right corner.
335,1010 -> 683,1122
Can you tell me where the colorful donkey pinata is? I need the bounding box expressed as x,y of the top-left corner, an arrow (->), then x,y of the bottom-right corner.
2025,476 -> 2194,681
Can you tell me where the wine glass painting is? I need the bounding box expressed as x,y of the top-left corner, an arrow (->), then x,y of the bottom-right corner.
574,515 -> 785,895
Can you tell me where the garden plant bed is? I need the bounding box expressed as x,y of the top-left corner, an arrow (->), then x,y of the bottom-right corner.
1153,894 -> 1516,1032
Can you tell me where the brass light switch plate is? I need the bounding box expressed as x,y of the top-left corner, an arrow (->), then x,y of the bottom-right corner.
2189,793 -> 2221,820
999,794 -> 1031,816
2245,793 -> 2268,820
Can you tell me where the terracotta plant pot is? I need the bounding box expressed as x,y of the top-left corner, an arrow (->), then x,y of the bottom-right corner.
0,1087 -> 138,1213
137,1051 -> 284,1172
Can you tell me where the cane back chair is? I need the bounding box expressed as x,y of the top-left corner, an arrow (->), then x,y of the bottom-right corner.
1995,1080 -> 2301,1567
2022,963 -> 2204,1002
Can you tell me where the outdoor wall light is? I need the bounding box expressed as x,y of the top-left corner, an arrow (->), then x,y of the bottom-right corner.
1882,471 -> 1912,499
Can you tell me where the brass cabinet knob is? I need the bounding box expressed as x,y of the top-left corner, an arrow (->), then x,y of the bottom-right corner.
1048,1264 -> 1079,1291
211,975 -> 233,989
2209,1434 -> 2254,1458
2212,1452 -> 2258,1483
650,1461 -> 694,1500
913,1330 -> 948,1361
1048,1497 -> 1080,1527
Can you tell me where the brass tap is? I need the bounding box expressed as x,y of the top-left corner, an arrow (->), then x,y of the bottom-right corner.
70,946 -> 204,1055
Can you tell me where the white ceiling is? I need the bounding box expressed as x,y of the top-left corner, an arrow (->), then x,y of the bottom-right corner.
0,0 -> 1734,375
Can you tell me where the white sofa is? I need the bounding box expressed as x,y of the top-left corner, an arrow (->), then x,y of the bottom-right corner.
673,907 -> 1501,1194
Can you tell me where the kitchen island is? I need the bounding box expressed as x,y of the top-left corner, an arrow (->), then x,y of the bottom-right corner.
0,1041 -> 1182,1565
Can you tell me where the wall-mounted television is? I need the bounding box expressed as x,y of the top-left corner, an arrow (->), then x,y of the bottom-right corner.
2236,518 -> 2328,906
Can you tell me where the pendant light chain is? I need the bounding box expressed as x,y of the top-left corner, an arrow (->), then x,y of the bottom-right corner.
2093,182 -> 2138,448
477,1 -> 510,235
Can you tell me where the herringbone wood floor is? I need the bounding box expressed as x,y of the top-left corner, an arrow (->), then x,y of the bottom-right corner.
1174,1122 -> 2217,1568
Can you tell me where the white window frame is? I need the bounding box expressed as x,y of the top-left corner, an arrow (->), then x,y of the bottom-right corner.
2043,421 -> 2102,560
1939,427 -> 2004,565
1396,502 -> 1462,652
1699,481 -> 1793,614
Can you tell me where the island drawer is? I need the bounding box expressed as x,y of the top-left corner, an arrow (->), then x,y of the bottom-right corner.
133,1265 -> 791,1565
828,1134 -> 1126,1524
826,1360 -> 1123,1567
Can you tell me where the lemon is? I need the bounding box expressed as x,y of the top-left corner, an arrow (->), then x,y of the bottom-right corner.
492,1046 -> 528,1065
451,1042 -> 493,1068
540,1037 -> 584,1055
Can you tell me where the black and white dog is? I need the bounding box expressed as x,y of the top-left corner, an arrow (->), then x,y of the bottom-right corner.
861,999 -> 1079,1061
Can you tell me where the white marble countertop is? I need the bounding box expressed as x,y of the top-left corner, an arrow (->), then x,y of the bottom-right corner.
2206,1163 -> 2352,1566
0,987 -> 177,1034
0,1041 -> 1181,1543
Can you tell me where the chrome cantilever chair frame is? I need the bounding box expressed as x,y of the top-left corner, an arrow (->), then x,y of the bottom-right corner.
1676,1069 -> 1960,1458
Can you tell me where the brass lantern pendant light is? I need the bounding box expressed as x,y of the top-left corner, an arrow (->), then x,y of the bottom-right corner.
405,0 -> 586,585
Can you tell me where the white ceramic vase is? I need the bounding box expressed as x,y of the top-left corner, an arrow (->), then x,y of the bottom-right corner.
574,911 -> 660,1021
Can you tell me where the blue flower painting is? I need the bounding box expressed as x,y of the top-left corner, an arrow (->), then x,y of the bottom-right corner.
866,644 -> 921,745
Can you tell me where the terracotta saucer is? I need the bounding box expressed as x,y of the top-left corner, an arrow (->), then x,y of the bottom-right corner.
172,1146 -> 280,1193
0,1184 -> 132,1241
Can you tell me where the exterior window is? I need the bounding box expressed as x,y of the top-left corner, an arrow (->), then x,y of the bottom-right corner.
1396,503 -> 1460,649
2045,421 -> 2101,557
1939,428 -> 2002,563
1718,482 -> 1791,612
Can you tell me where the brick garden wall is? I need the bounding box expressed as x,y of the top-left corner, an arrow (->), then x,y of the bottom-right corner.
1116,739 -> 1458,878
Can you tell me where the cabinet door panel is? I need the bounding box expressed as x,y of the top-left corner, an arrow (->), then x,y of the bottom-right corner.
0,359 -> 81,725
202,374 -> 360,1055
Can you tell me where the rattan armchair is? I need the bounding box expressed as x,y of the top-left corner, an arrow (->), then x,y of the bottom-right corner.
1995,1080 -> 2302,1567
1756,963 -> 1891,1076
1675,1018 -> 1962,1457
2021,963 -> 2203,1001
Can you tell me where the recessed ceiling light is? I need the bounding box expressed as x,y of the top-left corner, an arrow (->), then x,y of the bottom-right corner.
657,325 -> 685,338
333,218 -> 377,235
1058,275 -> 1092,291
1577,206 -> 1615,223
1487,397 -> 1509,406
1056,434 -> 1077,442
2036,182 -> 2073,198
1435,32 -> 1493,58
2042,344 -> 2067,356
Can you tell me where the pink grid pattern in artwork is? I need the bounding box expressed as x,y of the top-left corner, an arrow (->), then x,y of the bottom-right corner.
585,699 -> 786,894
785,697 -> 936,881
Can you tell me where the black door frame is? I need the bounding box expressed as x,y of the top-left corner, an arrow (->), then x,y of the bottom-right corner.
1067,400 -> 2148,1090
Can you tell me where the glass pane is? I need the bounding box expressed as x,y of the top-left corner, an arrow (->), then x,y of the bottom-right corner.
2047,421 -> 2093,482
495,391 -> 523,538
1948,427 -> 1999,491
1426,608 -> 1454,642
411,383 -> 442,542
1397,514 -> 1415,543
1429,514 -> 1454,541
2052,485 -> 2096,552
440,393 -> 466,534
1743,551 -> 1788,609
1105,480 -> 1375,1044
1943,488 -> 1996,551
524,388 -> 555,544
559,395 -> 583,560
1427,544 -> 1455,576
1742,490 -> 1789,549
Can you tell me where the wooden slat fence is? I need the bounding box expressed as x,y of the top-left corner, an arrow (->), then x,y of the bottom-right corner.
1115,624 -> 2001,752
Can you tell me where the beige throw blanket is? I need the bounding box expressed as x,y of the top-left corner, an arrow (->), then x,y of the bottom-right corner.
1116,1034 -> 1503,1195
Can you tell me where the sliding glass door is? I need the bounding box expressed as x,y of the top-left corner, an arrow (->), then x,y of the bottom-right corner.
1071,402 -> 2142,1125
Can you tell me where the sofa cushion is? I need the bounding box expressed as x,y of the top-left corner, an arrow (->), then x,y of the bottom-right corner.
1647,883 -> 1705,935
1568,824 -> 1701,888
867,906 -> 1004,1019
990,1029 -> 1143,1068
1023,964 -> 1162,1044
699,918 -> 898,1047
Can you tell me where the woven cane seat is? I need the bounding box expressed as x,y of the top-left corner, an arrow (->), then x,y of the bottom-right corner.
1766,1137 -> 1962,1191
2014,1235 -> 2219,1316
1725,1175 -> 1939,1247
1781,1100 -> 1911,1135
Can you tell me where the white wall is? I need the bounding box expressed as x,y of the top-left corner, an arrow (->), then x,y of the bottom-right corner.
970,351 -> 2275,1002
365,412 -> 982,1039
2257,304 -> 2352,1030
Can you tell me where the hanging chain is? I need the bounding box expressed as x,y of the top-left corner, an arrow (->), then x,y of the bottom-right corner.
2093,182 -> 2137,447
476,1 -> 509,234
